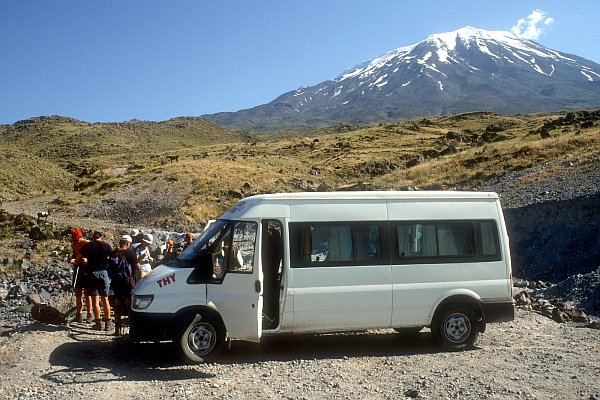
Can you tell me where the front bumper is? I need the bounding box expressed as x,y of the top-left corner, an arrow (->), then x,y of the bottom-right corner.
129,310 -> 179,342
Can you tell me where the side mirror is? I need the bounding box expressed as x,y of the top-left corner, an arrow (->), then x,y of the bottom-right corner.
186,252 -> 213,284
212,252 -> 225,279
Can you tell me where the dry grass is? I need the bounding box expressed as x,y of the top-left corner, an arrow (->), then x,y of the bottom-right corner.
1,111 -> 598,224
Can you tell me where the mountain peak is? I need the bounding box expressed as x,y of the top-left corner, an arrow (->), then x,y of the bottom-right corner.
425,26 -> 518,51
207,27 -> 600,131
338,25 -> 586,82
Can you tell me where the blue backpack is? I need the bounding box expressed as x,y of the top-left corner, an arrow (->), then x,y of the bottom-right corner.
109,252 -> 130,279
108,252 -> 136,291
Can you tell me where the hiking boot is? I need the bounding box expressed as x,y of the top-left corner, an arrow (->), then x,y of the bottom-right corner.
104,319 -> 113,332
93,320 -> 103,330
73,313 -> 83,323
86,313 -> 94,323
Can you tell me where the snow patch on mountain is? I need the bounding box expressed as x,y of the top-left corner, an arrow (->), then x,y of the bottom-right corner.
337,26 -> 599,86
206,26 -> 600,131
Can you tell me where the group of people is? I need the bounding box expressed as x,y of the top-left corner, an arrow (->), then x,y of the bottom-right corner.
69,229 -> 194,336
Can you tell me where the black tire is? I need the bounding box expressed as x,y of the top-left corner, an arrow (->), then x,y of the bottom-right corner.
177,313 -> 225,364
434,305 -> 479,350
393,327 -> 423,335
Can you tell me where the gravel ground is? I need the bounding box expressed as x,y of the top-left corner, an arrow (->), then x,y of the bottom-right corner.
0,309 -> 599,400
477,156 -> 600,209
1,154 -> 599,399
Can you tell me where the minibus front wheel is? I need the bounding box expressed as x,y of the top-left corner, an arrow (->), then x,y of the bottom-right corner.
177,312 -> 225,363
434,305 -> 479,350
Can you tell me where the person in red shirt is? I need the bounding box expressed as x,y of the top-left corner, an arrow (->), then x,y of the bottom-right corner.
81,231 -> 113,331
69,229 -> 93,323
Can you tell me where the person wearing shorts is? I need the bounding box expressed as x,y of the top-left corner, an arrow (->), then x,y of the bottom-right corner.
110,235 -> 137,336
69,229 -> 92,323
81,231 -> 113,331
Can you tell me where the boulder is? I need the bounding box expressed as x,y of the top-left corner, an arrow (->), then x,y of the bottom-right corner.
551,308 -> 569,323
30,303 -> 67,325
14,283 -> 28,296
514,292 -> 532,307
26,293 -> 42,305
586,321 -> 600,330
38,288 -> 52,302
569,308 -> 590,323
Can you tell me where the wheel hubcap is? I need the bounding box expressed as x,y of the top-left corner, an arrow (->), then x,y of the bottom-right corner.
443,313 -> 471,344
187,322 -> 216,356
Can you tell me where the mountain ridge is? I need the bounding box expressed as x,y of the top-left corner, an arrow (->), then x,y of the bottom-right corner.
207,26 -> 600,131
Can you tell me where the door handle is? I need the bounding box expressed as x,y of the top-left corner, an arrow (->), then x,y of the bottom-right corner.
255,280 -> 261,293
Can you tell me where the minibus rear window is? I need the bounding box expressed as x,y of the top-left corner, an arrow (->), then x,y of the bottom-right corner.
480,221 -> 498,256
290,222 -> 386,267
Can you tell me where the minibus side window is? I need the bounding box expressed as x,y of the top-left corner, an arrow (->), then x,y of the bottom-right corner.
396,222 -> 474,258
394,220 -> 501,263
310,224 -> 353,262
291,222 -> 384,267
480,221 -> 499,256
187,221 -> 257,283
353,225 -> 381,261
224,221 -> 257,273
437,223 -> 474,256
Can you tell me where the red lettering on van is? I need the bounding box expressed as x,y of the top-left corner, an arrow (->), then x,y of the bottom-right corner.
157,273 -> 176,288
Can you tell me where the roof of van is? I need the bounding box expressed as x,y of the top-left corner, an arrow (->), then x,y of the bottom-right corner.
245,191 -> 498,201
219,191 -> 500,220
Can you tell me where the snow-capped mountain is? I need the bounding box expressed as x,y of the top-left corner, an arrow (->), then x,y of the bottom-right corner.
207,26 -> 600,131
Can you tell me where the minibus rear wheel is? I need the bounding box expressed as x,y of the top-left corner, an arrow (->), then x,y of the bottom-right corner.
177,313 -> 225,364
435,305 -> 479,350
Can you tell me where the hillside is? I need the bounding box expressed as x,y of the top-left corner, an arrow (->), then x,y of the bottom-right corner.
0,115 -> 246,202
0,110 -> 598,229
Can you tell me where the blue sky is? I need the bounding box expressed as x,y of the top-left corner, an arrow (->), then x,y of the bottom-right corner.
1,1 -> 599,124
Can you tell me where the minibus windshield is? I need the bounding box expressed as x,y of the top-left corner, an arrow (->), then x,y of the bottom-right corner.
177,219 -> 229,262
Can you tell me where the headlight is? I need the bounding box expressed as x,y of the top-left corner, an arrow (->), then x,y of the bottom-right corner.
132,294 -> 154,310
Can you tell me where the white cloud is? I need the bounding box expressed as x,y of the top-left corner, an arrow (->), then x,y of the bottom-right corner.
511,9 -> 554,40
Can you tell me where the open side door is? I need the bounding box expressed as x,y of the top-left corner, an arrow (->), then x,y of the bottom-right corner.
206,220 -> 263,342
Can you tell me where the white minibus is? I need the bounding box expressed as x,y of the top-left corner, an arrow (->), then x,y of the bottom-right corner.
130,191 -> 514,363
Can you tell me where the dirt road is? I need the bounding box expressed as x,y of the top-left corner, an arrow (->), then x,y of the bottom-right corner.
0,309 -> 599,399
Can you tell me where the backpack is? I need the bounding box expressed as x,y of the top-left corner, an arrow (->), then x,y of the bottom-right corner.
109,252 -> 128,278
109,252 -> 136,292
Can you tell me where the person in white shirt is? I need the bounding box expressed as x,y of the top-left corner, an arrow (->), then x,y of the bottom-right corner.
135,233 -> 154,281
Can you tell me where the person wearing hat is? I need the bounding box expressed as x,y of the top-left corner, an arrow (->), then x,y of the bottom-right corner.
68,229 -> 92,323
80,231 -> 113,331
130,229 -> 143,244
110,234 -> 137,336
135,233 -> 154,281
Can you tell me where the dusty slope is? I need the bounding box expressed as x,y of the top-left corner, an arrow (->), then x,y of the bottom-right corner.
1,111 -> 598,227
0,310 -> 598,399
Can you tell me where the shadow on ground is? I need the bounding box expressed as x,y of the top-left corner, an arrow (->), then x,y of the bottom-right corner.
38,322 -> 209,384
39,324 -> 460,385
221,329 -> 446,364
